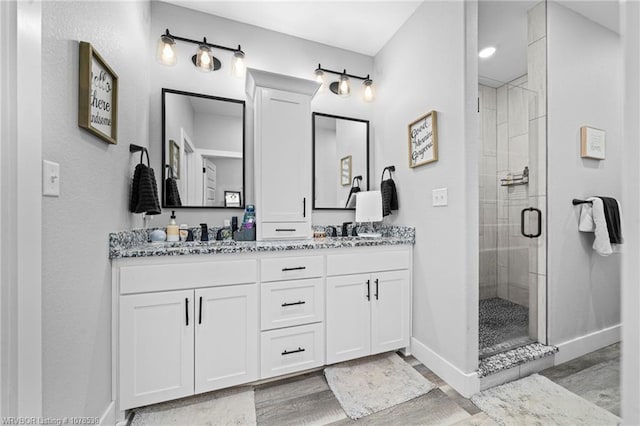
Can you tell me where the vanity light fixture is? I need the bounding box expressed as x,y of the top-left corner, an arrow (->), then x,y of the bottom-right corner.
314,64 -> 375,102
156,29 -> 246,77
478,46 -> 496,58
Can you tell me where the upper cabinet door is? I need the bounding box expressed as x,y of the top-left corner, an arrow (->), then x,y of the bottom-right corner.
370,270 -> 411,355
258,89 -> 311,223
194,284 -> 258,394
119,290 -> 194,410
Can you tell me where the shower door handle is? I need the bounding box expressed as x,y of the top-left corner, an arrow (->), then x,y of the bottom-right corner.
521,207 -> 542,238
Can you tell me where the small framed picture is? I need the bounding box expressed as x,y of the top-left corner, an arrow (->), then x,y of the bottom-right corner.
340,155 -> 352,186
581,126 -> 606,160
408,111 -> 438,168
224,191 -> 241,207
169,139 -> 180,179
78,41 -> 118,144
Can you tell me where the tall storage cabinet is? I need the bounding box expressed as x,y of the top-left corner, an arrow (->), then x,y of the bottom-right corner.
246,69 -> 320,241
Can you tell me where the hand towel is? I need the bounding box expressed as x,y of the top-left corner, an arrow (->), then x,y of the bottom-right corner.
579,203 -> 595,232
165,177 -> 182,206
597,196 -> 622,244
129,149 -> 161,215
381,169 -> 399,217
588,197 -> 615,256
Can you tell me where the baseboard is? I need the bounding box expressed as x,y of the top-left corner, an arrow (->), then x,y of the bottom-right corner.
410,337 -> 479,398
99,400 -> 116,426
554,323 -> 621,365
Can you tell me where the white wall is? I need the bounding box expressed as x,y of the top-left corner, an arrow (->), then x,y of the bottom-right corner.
374,0 -> 478,378
194,114 -> 243,152
622,1 -> 640,422
41,0 -> 150,418
314,127 -> 338,207
547,3 -> 622,346
150,1 -> 374,228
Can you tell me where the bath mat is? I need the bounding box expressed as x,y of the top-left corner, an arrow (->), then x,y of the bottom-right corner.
471,374 -> 621,426
131,386 -> 256,426
324,352 -> 435,419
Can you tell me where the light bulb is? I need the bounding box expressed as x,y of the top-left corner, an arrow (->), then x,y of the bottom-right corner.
338,74 -> 350,97
315,69 -> 325,84
363,79 -> 374,102
196,45 -> 213,72
232,50 -> 246,78
156,35 -> 177,66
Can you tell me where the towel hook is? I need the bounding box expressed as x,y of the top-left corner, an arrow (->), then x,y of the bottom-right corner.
129,144 -> 149,166
572,199 -> 593,206
382,165 -> 395,180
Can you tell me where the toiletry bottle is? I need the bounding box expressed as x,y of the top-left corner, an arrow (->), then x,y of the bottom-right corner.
222,220 -> 233,240
200,223 -> 209,242
179,224 -> 189,242
167,211 -> 179,242
243,205 -> 255,229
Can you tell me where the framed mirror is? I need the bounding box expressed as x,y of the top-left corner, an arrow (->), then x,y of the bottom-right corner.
312,112 -> 369,210
162,89 -> 245,208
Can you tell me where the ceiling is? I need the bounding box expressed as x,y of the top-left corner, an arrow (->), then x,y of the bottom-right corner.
160,0 -> 423,56
479,0 -> 620,88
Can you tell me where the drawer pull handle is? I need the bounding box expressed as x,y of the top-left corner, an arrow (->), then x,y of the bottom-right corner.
282,266 -> 306,272
281,300 -> 306,307
375,279 -> 379,300
276,228 -> 297,232
282,347 -> 306,356
366,280 -> 371,301
185,298 -> 189,326
198,296 -> 202,325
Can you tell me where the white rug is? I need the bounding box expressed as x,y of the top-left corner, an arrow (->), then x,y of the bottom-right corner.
131,386 -> 256,426
324,352 -> 435,419
471,374 -> 621,426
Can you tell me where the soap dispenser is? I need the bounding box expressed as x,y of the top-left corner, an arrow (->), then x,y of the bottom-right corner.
166,211 -> 179,242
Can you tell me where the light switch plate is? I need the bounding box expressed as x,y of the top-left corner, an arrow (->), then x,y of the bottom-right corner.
432,187 -> 447,206
42,160 -> 60,197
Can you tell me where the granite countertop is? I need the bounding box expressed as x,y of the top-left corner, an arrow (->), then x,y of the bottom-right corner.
109,225 -> 415,259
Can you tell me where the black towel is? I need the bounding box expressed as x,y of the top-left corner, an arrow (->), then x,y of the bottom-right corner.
129,149 -> 161,215
597,196 -> 622,244
381,169 -> 398,217
165,177 -> 182,206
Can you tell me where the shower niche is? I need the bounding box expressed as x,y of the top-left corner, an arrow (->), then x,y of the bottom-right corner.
478,0 -> 547,359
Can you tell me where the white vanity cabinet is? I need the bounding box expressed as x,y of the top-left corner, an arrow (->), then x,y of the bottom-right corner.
325,252 -> 411,364
116,258 -> 259,410
246,68 -> 320,241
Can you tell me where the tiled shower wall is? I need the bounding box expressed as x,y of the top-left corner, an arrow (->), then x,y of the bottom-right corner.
479,85 -> 498,299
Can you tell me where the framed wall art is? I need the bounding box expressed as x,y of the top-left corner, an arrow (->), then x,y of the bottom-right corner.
78,41 -> 119,144
340,155 -> 352,186
580,126 -> 606,160
169,139 -> 180,179
408,110 -> 438,168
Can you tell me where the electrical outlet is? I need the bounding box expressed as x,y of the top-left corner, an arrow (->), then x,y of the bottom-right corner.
42,160 -> 60,197
432,187 -> 447,207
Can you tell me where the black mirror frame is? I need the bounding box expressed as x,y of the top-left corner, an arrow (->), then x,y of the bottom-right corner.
161,88 -> 246,210
312,112 -> 370,210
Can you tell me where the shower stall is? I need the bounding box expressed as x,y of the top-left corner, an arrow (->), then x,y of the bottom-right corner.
478,1 -> 547,360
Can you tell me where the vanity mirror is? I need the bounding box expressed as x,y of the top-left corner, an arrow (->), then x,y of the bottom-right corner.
162,89 -> 245,208
312,112 -> 369,210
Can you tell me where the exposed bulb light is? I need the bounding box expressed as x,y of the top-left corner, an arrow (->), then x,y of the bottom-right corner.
479,46 -> 496,58
232,49 -> 246,78
314,66 -> 325,89
362,78 -> 374,102
338,72 -> 350,97
156,34 -> 177,66
195,44 -> 214,72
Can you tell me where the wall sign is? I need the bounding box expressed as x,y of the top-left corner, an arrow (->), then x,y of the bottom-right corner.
78,41 -> 119,144
408,110 -> 438,168
580,126 -> 606,160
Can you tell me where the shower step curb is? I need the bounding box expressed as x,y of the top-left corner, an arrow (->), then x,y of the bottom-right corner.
477,342 -> 559,378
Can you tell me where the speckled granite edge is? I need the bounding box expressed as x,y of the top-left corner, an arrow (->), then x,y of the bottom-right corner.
110,225 -> 415,259
477,343 -> 559,378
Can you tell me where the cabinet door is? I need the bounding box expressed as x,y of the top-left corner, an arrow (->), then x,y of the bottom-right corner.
371,270 -> 411,355
259,89 -> 311,223
194,284 -> 258,394
326,274 -> 371,364
119,290 -> 194,410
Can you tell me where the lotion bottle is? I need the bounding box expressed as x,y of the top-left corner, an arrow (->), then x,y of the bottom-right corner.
167,211 -> 179,242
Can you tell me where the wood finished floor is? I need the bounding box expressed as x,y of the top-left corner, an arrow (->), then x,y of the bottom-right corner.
131,343 -> 620,425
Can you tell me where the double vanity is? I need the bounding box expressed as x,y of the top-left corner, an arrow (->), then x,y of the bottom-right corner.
112,68 -> 413,415
110,230 -> 414,411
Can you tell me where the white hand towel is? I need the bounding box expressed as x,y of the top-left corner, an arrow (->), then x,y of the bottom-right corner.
589,197 -> 613,256
579,203 -> 595,232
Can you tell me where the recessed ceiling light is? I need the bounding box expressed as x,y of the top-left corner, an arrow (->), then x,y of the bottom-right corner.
479,47 -> 496,58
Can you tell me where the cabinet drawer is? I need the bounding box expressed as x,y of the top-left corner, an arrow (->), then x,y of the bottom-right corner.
261,256 -> 323,282
327,251 -> 409,276
261,278 -> 324,330
260,323 -> 324,379
261,222 -> 311,240
119,260 -> 257,294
